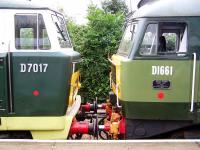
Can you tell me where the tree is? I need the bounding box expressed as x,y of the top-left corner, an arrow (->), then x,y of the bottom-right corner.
68,5 -> 125,102
101,0 -> 128,14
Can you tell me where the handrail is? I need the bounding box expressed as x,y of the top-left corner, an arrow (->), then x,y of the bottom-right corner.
190,52 -> 197,112
8,41 -> 14,113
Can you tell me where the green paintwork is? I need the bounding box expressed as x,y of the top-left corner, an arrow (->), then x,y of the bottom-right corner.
121,101 -> 194,120
0,51 -> 80,117
10,51 -> 80,116
120,59 -> 194,102
0,53 -> 8,115
118,58 -> 199,120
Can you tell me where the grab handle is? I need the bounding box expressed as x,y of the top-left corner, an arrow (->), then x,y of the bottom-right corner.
190,53 -> 197,112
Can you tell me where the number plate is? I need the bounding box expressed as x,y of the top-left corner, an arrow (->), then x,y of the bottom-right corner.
20,63 -> 48,73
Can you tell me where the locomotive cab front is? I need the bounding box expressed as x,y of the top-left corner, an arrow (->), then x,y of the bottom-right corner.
110,0 -> 200,139
0,0 -> 81,139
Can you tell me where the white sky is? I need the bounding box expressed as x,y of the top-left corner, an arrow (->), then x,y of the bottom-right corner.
32,0 -> 103,24
32,0 -> 139,24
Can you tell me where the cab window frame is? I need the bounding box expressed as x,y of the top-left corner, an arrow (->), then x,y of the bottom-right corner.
139,23 -> 158,56
51,13 -> 72,48
139,21 -> 188,57
15,13 -> 51,50
117,21 -> 138,57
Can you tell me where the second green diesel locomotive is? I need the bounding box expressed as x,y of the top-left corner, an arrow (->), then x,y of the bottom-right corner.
109,0 -> 200,139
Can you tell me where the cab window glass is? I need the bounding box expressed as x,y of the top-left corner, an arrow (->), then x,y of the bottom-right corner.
140,24 -> 157,55
20,28 -> 35,49
15,14 -> 51,50
140,22 -> 187,56
118,23 -> 137,56
38,14 -> 51,49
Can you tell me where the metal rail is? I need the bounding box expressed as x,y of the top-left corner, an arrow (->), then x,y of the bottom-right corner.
7,42 -> 14,113
190,53 -> 197,112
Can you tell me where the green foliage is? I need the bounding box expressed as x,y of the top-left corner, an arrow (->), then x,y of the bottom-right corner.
20,28 -> 34,49
68,21 -> 87,53
165,33 -> 176,51
68,5 -> 124,101
102,0 -> 128,14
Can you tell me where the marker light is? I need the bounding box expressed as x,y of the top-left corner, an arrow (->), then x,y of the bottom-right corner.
33,90 -> 40,97
157,91 -> 165,100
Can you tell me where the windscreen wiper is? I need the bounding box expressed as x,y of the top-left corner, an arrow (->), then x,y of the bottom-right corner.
55,22 -> 66,41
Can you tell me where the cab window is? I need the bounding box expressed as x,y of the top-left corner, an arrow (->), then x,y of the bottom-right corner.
140,22 -> 187,56
140,24 -> 157,55
118,22 -> 137,56
15,14 -> 51,50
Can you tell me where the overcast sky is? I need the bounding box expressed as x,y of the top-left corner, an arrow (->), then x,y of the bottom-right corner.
32,0 -> 139,24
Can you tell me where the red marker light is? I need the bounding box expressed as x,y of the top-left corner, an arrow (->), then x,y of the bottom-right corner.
157,91 -> 165,100
33,90 -> 40,97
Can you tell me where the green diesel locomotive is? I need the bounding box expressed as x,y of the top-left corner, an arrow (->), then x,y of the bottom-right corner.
109,0 -> 200,139
0,0 -> 81,139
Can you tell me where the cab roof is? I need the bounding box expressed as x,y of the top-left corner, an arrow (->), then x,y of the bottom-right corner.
133,0 -> 200,19
0,0 -> 49,10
